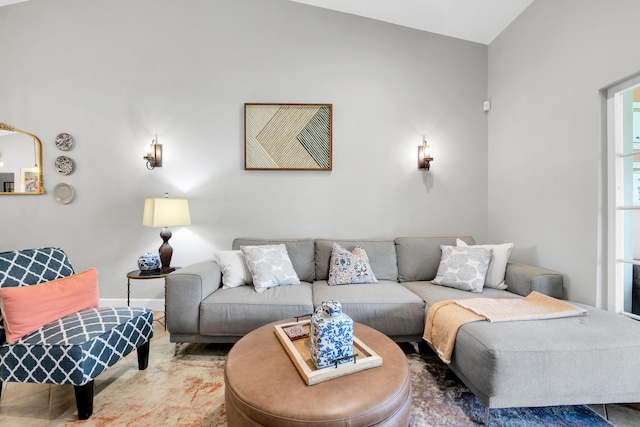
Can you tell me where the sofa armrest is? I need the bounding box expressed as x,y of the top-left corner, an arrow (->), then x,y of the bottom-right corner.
165,260 -> 221,334
505,262 -> 564,299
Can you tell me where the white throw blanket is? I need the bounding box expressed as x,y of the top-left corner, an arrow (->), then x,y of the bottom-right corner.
455,291 -> 586,322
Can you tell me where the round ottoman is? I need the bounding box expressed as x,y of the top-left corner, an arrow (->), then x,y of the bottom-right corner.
224,320 -> 411,426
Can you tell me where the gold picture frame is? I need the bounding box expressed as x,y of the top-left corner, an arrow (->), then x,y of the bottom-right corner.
244,103 -> 332,170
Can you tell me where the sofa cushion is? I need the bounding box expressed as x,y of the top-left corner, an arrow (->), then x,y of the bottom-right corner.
457,239 -> 513,290
401,281 -> 519,308
312,280 -> 424,338
199,282 -> 314,337
214,250 -> 253,289
233,238 -> 315,282
394,237 -> 475,282
328,243 -> 378,285
240,245 -> 300,293
315,239 -> 397,281
432,245 -> 492,293
0,268 -> 99,344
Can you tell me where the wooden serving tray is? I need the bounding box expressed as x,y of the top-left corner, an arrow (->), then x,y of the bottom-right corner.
274,319 -> 383,386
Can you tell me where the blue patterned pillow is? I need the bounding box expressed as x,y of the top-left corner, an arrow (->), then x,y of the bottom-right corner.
328,243 -> 378,285
0,248 -> 75,342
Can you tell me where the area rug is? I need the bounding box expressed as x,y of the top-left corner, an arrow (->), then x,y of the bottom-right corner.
43,333 -> 611,426
405,343 -> 613,426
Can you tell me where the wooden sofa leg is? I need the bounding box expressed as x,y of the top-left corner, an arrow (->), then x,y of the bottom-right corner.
137,341 -> 150,370
74,380 -> 94,420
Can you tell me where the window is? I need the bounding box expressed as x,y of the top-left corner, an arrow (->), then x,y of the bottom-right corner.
607,76 -> 640,319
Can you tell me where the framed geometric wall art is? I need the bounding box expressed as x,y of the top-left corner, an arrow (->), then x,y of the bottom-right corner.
244,103 -> 332,170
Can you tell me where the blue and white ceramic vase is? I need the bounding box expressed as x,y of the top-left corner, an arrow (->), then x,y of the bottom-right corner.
309,300 -> 354,369
138,252 -> 161,271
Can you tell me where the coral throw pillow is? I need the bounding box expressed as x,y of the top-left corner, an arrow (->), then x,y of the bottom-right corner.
328,243 -> 378,285
0,268 -> 99,344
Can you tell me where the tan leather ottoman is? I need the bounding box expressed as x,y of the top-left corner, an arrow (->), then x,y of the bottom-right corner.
224,320 -> 411,426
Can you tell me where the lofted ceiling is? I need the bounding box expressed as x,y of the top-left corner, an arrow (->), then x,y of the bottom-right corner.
0,0 -> 534,45
289,0 -> 534,45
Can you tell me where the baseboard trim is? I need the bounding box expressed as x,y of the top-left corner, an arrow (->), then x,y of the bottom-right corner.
100,298 -> 164,311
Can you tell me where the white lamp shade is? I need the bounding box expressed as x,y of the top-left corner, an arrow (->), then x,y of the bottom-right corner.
143,198 -> 191,227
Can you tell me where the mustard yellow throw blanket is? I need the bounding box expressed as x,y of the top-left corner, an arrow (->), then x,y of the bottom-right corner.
423,291 -> 587,364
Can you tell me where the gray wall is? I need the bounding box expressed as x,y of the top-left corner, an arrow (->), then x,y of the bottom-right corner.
488,0 -> 640,304
0,0 -> 488,304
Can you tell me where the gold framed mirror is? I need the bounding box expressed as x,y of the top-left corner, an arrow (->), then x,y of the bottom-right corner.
0,123 -> 44,194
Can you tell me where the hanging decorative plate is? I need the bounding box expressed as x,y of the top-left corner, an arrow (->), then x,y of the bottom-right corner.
53,183 -> 75,204
55,133 -> 74,151
55,155 -> 74,175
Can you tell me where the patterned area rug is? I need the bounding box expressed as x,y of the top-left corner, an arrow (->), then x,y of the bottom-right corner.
404,343 -> 613,426
44,333 -> 611,426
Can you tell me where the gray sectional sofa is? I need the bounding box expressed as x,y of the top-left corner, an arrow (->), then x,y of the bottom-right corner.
165,236 -> 640,411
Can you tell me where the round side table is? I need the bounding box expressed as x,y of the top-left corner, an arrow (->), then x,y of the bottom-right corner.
126,268 -> 180,329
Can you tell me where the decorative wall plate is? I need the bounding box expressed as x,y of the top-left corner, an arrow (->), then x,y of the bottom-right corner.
53,183 -> 74,204
55,155 -> 74,175
55,133 -> 74,151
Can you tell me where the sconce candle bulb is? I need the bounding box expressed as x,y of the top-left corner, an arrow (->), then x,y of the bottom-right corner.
418,136 -> 433,171
143,137 -> 163,170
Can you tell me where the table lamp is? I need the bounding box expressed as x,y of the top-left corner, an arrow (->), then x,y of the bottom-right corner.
142,195 -> 191,273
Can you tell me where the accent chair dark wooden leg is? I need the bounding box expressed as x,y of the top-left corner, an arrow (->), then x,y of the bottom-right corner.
137,341 -> 150,370
74,380 -> 94,420
0,380 -> 3,400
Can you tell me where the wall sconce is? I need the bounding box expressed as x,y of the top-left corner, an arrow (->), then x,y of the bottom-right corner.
418,136 -> 433,171
143,138 -> 163,170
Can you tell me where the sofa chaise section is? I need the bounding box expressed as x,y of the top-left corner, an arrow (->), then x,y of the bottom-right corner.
449,303 -> 640,408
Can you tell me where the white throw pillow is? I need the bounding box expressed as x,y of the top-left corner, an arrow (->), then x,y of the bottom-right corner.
457,239 -> 513,290
214,250 -> 253,289
432,245 -> 493,293
240,244 -> 300,293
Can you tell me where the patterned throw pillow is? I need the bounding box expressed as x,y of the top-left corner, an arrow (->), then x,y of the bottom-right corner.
432,245 -> 493,293
240,244 -> 300,293
456,239 -> 513,289
328,243 -> 378,285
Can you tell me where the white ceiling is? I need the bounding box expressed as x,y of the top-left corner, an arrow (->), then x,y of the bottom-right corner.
0,0 -> 27,7
290,0 -> 534,44
0,0 -> 534,45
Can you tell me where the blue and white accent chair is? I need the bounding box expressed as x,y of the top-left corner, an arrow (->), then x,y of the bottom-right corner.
0,248 -> 154,420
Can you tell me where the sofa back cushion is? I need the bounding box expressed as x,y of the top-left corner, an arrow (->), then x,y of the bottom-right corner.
315,239 -> 398,281
232,238 -> 315,283
394,236 -> 475,282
